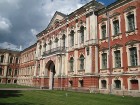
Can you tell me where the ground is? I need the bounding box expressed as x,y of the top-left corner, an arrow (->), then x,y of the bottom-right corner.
0,84 -> 140,105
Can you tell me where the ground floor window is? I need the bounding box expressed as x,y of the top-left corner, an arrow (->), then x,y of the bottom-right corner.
7,80 -> 11,83
69,80 -> 73,87
101,80 -> 107,89
114,80 -> 121,89
130,80 -> 139,90
14,80 -> 17,84
79,80 -> 83,87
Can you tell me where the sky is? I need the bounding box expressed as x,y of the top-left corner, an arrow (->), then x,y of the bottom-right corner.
0,0 -> 116,51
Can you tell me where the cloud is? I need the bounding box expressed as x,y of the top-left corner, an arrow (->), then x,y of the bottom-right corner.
0,0 -> 114,50
0,42 -> 20,51
0,16 -> 12,32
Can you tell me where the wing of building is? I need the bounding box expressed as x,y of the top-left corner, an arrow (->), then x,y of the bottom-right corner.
0,0 -> 140,96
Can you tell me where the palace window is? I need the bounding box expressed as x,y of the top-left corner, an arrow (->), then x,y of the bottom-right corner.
69,57 -> 74,71
14,69 -> 18,76
101,80 -> 107,89
1,55 -> 4,63
10,57 -> 13,63
80,26 -> 84,43
69,80 -> 73,87
70,30 -> 74,47
16,58 -> 18,64
62,34 -> 66,48
8,68 -> 12,76
79,80 -> 83,87
55,38 -> 59,48
102,53 -> 107,69
0,67 -> 2,75
129,47 -> 137,66
113,20 -> 119,35
101,25 -> 106,39
114,80 -> 121,89
114,50 -> 121,68
79,55 -> 84,70
127,14 -> 135,31
130,80 -> 139,90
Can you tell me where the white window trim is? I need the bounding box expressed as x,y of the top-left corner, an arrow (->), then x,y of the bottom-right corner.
128,77 -> 140,92
99,50 -> 109,69
112,77 -> 123,90
99,78 -> 108,90
124,9 -> 137,33
112,47 -> 123,68
126,43 -> 140,66
110,16 -> 121,36
99,21 -> 107,39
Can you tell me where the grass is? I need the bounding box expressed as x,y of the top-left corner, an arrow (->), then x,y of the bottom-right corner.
0,90 -> 140,105
0,84 -> 33,88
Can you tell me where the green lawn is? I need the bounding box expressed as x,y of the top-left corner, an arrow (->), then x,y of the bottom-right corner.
0,84 -> 33,88
0,90 -> 139,105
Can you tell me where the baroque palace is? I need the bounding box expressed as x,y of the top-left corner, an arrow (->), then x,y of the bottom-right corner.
0,0 -> 140,96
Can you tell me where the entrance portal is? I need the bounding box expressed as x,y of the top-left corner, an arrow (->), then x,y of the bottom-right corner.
46,60 -> 55,90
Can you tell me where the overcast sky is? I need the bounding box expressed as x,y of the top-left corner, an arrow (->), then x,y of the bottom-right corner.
0,0 -> 116,51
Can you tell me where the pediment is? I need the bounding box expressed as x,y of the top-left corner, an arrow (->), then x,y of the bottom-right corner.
47,11 -> 66,29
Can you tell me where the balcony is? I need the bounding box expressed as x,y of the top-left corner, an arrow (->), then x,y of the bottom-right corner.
43,47 -> 67,56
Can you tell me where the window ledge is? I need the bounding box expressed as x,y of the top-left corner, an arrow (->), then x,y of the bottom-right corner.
125,28 -> 138,33
112,33 -> 122,37
128,65 -> 140,68
78,69 -> 85,72
100,68 -> 108,70
99,37 -> 108,41
113,67 -> 124,69
68,71 -> 74,73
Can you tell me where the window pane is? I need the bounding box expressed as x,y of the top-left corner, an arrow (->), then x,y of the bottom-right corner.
113,20 -> 119,35
114,50 -> 121,68
102,53 -> 107,69
129,47 -> 137,66
127,14 -> 135,31
101,25 -> 106,39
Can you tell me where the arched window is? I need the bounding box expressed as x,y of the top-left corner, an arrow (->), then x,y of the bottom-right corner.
79,55 -> 84,70
114,80 -> 121,89
0,67 -> 3,75
80,26 -> 84,43
69,57 -> 74,71
49,40 -> 52,50
70,30 -> 74,47
10,57 -> 13,63
62,34 -> 66,48
8,68 -> 12,76
55,37 -> 59,48
1,55 -> 4,63
16,58 -> 18,64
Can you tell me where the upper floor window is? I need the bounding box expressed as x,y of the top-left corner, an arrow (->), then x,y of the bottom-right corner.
16,58 -> 18,64
113,20 -> 119,35
79,55 -> 84,70
62,34 -> 66,48
8,68 -> 12,76
114,50 -> 121,68
101,25 -> 106,39
0,67 -> 3,75
69,57 -> 74,71
129,47 -> 137,66
10,57 -> 13,63
14,69 -> 18,76
80,26 -> 84,43
49,40 -> 52,50
70,30 -> 74,47
127,14 -> 135,31
102,53 -> 107,69
0,55 -> 4,63
55,38 -> 59,48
